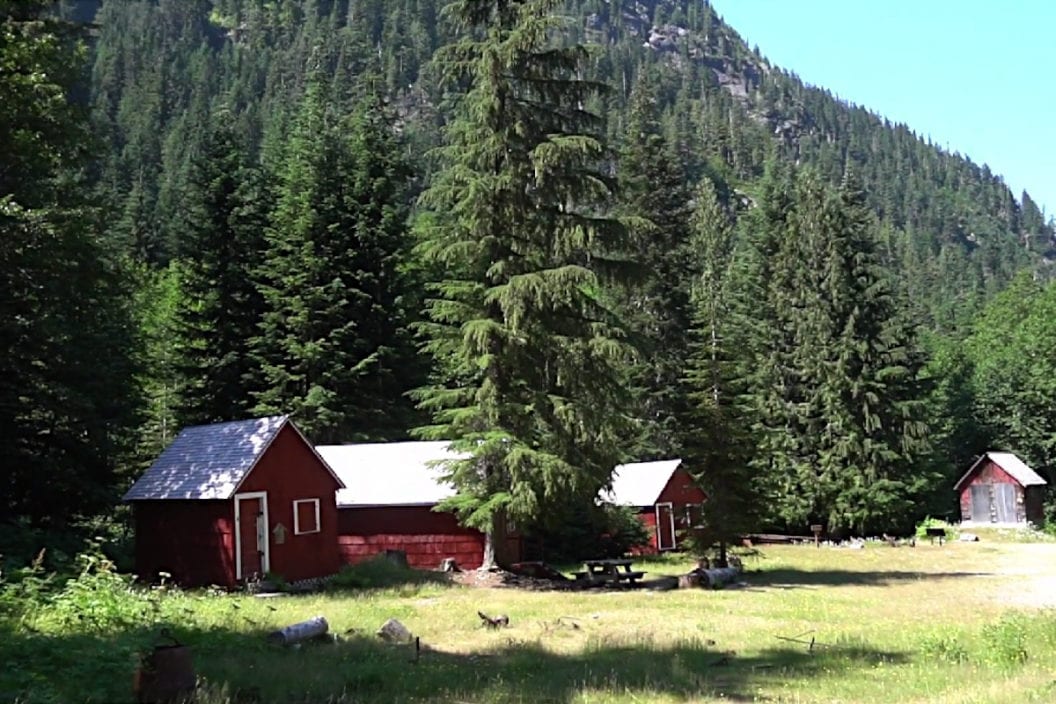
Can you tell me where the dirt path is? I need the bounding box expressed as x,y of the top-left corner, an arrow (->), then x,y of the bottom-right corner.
988,542 -> 1056,608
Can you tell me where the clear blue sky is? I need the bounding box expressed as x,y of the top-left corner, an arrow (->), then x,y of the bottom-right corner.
710,0 -> 1055,219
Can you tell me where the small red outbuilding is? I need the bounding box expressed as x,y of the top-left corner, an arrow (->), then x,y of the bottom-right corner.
317,441 -> 522,569
124,416 -> 344,587
605,459 -> 708,553
954,451 -> 1047,526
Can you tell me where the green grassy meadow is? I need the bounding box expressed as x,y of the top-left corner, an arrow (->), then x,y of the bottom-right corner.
3,541 -> 1056,703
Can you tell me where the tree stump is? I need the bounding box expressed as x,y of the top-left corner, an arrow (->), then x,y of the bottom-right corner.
678,573 -> 703,589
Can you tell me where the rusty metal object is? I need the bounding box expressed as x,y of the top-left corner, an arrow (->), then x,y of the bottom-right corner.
132,630 -> 195,704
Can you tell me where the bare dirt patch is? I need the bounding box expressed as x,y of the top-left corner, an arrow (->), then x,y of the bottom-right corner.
988,542 -> 1056,609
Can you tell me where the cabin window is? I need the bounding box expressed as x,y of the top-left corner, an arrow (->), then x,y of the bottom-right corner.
684,503 -> 705,529
293,498 -> 321,535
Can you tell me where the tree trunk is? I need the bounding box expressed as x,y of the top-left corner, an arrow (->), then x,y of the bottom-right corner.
718,539 -> 728,568
480,510 -> 509,570
480,527 -> 497,570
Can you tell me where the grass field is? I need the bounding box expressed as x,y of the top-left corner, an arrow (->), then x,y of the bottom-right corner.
3,538 -> 1056,703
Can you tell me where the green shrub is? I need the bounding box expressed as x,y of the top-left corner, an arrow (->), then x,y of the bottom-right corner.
914,516 -> 959,541
47,550 -> 150,631
0,549 -> 53,617
523,503 -> 651,563
919,631 -> 970,664
981,614 -> 1030,667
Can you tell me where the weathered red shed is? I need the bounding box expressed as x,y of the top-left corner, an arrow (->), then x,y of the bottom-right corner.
317,441 -> 522,569
124,416 -> 344,587
606,459 -> 707,553
955,451 -> 1047,526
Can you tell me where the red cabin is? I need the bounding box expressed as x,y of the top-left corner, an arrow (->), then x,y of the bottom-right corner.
124,416 -> 344,587
317,442 -> 521,569
955,451 -> 1047,526
606,459 -> 708,552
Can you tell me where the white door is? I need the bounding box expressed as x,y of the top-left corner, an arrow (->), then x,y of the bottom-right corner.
234,492 -> 270,579
655,502 -> 676,551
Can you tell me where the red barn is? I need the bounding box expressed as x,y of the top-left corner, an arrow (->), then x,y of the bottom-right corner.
317,442 -> 523,569
955,451 -> 1047,526
124,416 -> 344,587
606,459 -> 707,552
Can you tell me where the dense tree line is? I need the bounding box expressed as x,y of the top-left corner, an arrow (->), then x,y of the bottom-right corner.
3,0 -> 1055,565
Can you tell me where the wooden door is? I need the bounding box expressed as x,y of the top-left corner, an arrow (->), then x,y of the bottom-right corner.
655,502 -> 676,551
970,485 -> 991,523
994,484 -> 1017,523
235,493 -> 269,579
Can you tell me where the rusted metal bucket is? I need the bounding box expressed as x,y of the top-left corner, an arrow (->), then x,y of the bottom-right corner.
132,630 -> 195,703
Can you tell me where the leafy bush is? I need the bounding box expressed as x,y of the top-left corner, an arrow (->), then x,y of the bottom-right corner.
47,548 -> 157,631
1042,487 -> 1056,536
919,631 -> 970,664
523,503 -> 651,563
0,549 -> 53,618
981,614 -> 1030,667
914,516 -> 959,541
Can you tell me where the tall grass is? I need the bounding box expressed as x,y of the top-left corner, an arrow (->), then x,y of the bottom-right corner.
3,543 -> 1056,703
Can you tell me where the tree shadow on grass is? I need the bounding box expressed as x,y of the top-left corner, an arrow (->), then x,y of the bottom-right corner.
323,557 -> 454,593
748,567 -> 993,589
0,616 -> 912,704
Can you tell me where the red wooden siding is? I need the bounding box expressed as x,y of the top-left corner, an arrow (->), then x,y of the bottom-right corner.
657,466 -> 708,506
133,500 -> 235,586
238,424 -> 341,582
337,506 -> 485,569
958,458 -> 1043,525
631,466 -> 708,553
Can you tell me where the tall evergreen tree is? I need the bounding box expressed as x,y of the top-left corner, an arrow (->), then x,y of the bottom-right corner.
746,170 -> 930,533
413,0 -> 634,568
173,116 -> 269,426
679,177 -> 759,565
252,77 -> 414,442
617,68 -> 693,458
1,2 -> 141,525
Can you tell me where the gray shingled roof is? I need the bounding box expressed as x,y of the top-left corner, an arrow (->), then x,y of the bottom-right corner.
124,416 -> 289,500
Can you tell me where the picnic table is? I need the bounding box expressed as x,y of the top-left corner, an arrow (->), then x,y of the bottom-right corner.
572,558 -> 646,584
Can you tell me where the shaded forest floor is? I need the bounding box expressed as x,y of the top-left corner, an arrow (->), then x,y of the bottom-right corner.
4,542 -> 1056,703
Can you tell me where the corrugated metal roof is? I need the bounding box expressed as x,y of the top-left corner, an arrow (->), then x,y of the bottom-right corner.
123,416 -> 289,500
604,459 -> 683,507
987,452 -> 1047,486
954,451 -> 1048,490
317,441 -> 467,507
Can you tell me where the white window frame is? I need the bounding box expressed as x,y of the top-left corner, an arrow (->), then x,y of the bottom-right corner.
293,498 -> 321,535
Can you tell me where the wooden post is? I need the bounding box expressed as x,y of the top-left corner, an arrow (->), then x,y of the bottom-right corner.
811,524 -> 823,548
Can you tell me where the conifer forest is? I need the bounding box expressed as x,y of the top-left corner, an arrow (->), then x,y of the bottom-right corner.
4,0 -> 1056,560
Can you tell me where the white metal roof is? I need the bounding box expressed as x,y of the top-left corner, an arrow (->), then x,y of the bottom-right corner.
954,451 -> 1048,490
604,459 -> 683,507
317,441 -> 467,507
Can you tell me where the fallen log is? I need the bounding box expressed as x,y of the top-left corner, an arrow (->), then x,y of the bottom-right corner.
699,567 -> 741,588
267,616 -> 329,645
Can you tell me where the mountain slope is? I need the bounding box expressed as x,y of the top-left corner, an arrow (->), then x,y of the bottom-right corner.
78,0 -> 1053,327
